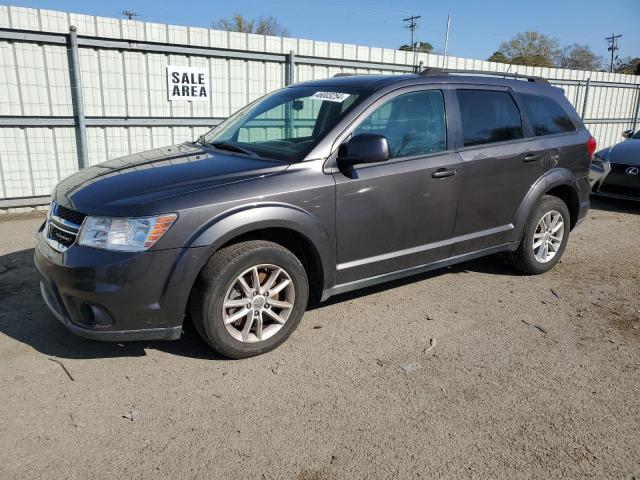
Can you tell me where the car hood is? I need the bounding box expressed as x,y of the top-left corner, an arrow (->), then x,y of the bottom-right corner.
53,142 -> 289,216
597,139 -> 640,166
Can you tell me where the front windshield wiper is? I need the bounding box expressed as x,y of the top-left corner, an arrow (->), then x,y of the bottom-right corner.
208,141 -> 260,158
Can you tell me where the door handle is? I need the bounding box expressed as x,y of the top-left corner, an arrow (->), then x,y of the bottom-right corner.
523,153 -> 541,162
431,168 -> 457,179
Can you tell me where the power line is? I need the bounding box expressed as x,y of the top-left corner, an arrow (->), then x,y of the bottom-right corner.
122,10 -> 140,20
403,15 -> 421,70
605,33 -> 622,73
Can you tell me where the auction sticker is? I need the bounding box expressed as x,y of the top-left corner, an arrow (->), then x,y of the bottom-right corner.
310,91 -> 350,102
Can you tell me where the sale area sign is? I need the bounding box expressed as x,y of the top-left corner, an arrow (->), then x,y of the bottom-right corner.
166,65 -> 209,102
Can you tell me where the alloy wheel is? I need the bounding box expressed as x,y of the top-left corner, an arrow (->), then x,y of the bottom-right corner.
222,264 -> 295,343
532,210 -> 565,263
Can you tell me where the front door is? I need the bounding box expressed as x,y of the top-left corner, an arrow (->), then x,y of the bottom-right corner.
333,88 -> 462,285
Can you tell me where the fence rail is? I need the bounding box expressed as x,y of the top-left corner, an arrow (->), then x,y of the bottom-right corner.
0,5 -> 638,208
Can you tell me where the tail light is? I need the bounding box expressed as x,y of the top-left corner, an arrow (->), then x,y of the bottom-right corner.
587,137 -> 597,161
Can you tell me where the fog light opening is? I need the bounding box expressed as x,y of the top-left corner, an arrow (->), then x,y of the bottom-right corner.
80,303 -> 114,329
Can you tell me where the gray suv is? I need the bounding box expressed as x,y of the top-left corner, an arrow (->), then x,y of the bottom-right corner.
35,71 -> 595,358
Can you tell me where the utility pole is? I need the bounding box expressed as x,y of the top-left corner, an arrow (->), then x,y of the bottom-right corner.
403,15 -> 421,71
122,10 -> 139,20
442,14 -> 451,69
605,33 -> 622,73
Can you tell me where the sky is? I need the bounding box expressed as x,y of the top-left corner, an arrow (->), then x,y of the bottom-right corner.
5,0 -> 639,62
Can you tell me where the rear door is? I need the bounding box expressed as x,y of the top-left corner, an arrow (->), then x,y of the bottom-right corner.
517,90 -> 588,177
333,86 -> 462,284
450,87 -> 546,255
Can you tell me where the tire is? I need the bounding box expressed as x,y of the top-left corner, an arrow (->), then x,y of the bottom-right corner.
507,195 -> 571,275
190,240 -> 309,359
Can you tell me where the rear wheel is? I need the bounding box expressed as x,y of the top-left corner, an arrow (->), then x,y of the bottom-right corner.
507,195 -> 570,275
190,240 -> 309,358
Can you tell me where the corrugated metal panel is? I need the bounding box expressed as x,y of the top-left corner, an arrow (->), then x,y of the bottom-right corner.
0,4 -> 638,202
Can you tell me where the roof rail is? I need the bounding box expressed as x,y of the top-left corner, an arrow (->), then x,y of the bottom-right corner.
419,67 -> 550,84
332,73 -> 358,78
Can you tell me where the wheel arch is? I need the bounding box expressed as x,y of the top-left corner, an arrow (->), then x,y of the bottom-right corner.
512,168 -> 581,241
180,203 -> 334,311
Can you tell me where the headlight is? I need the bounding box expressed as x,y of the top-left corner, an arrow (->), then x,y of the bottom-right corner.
78,214 -> 177,251
590,154 -> 609,172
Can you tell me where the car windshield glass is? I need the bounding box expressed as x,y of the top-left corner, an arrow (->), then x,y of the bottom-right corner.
201,87 -> 367,162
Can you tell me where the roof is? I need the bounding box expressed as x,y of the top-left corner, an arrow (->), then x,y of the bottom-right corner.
293,73 -> 558,94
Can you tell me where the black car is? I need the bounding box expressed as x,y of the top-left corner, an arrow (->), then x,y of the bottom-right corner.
35,70 -> 595,358
590,129 -> 640,201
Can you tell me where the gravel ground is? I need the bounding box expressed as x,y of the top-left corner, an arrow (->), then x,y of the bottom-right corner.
0,198 -> 638,480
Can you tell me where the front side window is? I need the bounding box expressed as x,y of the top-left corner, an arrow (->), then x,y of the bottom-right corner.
519,93 -> 576,136
202,87 -> 366,162
353,90 -> 446,159
456,89 -> 523,147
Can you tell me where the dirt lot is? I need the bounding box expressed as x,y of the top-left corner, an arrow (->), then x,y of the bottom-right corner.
0,198 -> 638,480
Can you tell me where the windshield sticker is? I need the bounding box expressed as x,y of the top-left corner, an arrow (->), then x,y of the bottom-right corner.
310,91 -> 351,103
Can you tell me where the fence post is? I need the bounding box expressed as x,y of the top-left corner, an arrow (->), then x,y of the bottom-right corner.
285,50 -> 295,86
581,78 -> 591,120
67,25 -> 88,169
632,85 -> 640,132
284,51 -> 296,138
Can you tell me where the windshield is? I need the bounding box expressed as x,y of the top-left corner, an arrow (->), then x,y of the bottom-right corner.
201,87 -> 367,162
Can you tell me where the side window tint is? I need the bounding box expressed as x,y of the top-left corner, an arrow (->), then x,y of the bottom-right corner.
353,90 -> 446,159
519,93 -> 576,136
456,90 -> 523,147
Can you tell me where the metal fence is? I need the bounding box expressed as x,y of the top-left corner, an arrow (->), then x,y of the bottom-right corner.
0,5 -> 639,208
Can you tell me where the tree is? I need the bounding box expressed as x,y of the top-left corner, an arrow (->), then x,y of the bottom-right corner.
487,51 -> 509,63
399,42 -> 433,53
499,31 -> 559,67
556,44 -> 602,71
615,57 -> 640,75
213,14 -> 289,36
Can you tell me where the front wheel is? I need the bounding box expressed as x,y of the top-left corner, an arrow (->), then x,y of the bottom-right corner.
190,240 -> 309,359
507,195 -> 571,275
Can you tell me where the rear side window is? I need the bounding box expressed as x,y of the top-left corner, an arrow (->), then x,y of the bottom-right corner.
456,90 -> 523,147
519,93 -> 576,136
353,90 -> 446,159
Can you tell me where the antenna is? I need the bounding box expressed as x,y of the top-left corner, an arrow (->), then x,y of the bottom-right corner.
442,14 -> 451,68
122,10 -> 139,20
403,15 -> 422,72
605,33 -> 622,73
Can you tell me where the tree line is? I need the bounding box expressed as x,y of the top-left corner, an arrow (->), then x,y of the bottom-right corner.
487,31 -> 639,74
213,14 -> 639,75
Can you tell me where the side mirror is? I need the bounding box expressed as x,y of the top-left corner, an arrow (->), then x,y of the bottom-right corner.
337,133 -> 389,168
622,129 -> 634,139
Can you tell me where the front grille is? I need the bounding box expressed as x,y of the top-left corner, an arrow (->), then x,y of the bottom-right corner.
49,223 -> 77,248
46,202 -> 85,252
600,164 -> 640,199
54,203 -> 87,226
599,182 -> 640,199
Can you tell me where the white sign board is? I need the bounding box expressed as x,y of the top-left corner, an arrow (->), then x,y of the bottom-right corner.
166,65 -> 209,102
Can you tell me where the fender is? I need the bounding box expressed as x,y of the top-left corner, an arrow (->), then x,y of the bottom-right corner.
185,202 -> 335,289
511,167 -> 579,243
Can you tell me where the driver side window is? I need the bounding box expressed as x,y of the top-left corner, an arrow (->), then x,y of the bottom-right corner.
353,90 -> 446,159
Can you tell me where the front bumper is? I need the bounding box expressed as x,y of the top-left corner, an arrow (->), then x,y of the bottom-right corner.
34,225 -> 205,341
590,160 -> 640,201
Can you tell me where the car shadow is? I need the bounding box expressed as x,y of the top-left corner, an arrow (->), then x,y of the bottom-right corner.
1,246 -> 519,360
0,248 -> 225,361
310,253 -> 520,309
590,196 -> 639,214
